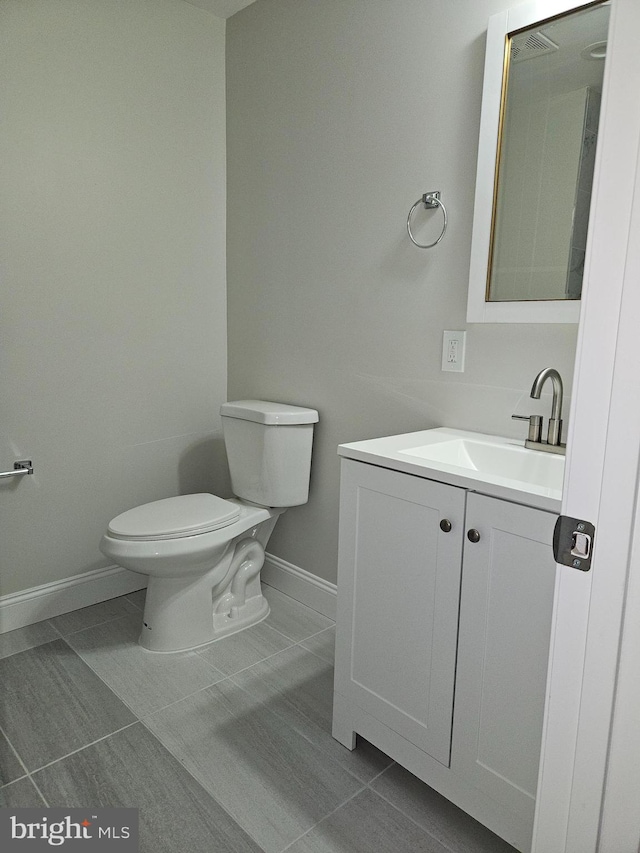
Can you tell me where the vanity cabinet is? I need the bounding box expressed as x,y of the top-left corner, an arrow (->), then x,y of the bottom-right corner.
333,458 -> 558,853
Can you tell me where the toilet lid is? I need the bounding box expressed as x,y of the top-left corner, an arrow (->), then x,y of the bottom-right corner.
107,494 -> 241,541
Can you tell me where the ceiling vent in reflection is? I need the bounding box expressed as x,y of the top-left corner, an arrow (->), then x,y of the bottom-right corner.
511,31 -> 559,63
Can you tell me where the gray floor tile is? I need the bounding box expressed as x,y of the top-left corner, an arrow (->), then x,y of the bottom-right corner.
301,627 -> 336,663
125,589 -> 147,610
287,788 -> 449,853
146,677 -> 363,853
0,730 -> 26,785
0,777 -> 47,808
33,723 -> 264,853
371,764 -> 518,853
195,619 -> 294,676
49,596 -> 139,636
231,645 -> 392,783
263,585 -> 334,641
66,612 -> 225,716
0,639 -> 136,770
0,620 -> 60,661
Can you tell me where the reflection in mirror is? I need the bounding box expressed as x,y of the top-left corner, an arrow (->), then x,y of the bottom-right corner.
488,2 -> 609,303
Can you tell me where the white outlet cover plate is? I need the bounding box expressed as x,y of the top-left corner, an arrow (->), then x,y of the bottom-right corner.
442,330 -> 466,372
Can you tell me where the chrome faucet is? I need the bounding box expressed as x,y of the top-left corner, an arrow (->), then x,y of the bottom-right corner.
512,367 -> 566,454
531,367 -> 563,446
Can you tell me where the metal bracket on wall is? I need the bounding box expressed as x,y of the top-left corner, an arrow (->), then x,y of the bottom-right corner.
0,460 -> 34,480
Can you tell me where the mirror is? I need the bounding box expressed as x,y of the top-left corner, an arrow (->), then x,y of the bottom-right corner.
467,0 -> 610,323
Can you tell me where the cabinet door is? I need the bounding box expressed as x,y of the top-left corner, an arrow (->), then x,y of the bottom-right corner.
334,459 -> 466,766
452,493 -> 557,826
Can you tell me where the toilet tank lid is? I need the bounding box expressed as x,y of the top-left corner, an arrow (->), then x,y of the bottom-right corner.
220,400 -> 319,425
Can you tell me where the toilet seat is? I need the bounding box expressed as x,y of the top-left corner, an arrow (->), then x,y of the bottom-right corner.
107,493 -> 241,541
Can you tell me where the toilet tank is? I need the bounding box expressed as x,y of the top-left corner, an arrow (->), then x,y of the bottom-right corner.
220,400 -> 319,508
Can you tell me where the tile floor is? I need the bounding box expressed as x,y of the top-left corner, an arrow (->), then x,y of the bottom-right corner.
0,585 -> 517,853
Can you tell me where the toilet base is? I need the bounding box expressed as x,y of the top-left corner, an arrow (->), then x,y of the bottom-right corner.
139,590 -> 270,653
139,535 -> 270,653
211,592 -> 270,640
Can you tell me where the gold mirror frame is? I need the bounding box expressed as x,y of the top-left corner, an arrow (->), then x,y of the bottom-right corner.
467,0 -> 609,324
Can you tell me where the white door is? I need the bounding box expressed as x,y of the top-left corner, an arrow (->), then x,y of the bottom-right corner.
533,0 -> 640,850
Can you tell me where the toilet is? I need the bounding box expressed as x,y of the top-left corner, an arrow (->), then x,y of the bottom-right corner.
100,400 -> 319,652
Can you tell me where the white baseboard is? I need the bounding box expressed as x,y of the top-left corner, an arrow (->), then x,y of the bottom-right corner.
0,566 -> 146,634
0,555 -> 333,635
262,552 -> 337,620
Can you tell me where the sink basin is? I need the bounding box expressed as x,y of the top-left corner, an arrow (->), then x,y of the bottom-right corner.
338,427 -> 565,511
399,437 -> 564,492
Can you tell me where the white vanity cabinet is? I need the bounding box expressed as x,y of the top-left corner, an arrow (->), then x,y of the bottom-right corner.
333,454 -> 559,853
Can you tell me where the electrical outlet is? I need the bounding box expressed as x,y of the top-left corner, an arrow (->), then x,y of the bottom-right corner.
442,330 -> 466,372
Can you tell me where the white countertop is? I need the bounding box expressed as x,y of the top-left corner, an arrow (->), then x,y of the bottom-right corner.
338,427 -> 563,513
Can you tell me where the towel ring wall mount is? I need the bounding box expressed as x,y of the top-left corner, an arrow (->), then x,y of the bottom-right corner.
407,191 -> 448,249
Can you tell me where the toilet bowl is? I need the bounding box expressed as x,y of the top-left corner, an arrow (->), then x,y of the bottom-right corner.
100,401 -> 318,652
100,495 -> 284,652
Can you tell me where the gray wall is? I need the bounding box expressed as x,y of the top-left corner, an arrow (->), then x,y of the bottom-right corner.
0,0 -> 228,597
226,0 -> 579,585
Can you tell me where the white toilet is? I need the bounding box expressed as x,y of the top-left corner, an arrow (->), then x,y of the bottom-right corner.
100,400 -> 318,652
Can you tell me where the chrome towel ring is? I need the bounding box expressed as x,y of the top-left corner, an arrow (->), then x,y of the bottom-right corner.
407,191 -> 448,249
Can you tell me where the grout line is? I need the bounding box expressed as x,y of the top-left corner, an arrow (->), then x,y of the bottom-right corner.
279,785 -> 367,853
0,635 -> 65,664
205,630 -> 335,688
192,623 -> 297,660
364,760 -> 397,787
299,624 -> 336,645
28,721 -> 140,777
46,619 -> 63,639
1,711 -> 64,807
0,722 -> 30,785
263,585 -> 335,627
196,638 -> 299,677
28,774 -> 50,808
210,648 -> 293,679
53,605 -> 140,639
262,622 -> 308,645
365,783 -> 466,853
140,675 -> 234,721
302,622 -> 336,637
299,639 -> 335,666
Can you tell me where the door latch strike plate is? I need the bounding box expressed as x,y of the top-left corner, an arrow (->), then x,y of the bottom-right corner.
553,515 -> 595,571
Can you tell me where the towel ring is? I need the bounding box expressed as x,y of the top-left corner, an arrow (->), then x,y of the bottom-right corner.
407,191 -> 448,249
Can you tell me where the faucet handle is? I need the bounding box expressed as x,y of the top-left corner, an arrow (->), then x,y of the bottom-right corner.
512,414 -> 543,443
547,417 -> 563,447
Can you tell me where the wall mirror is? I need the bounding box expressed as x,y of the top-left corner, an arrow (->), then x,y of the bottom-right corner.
467,0 -> 610,323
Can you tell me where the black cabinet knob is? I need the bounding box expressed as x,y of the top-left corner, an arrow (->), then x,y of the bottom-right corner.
440,519 -> 452,533
467,528 -> 481,543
